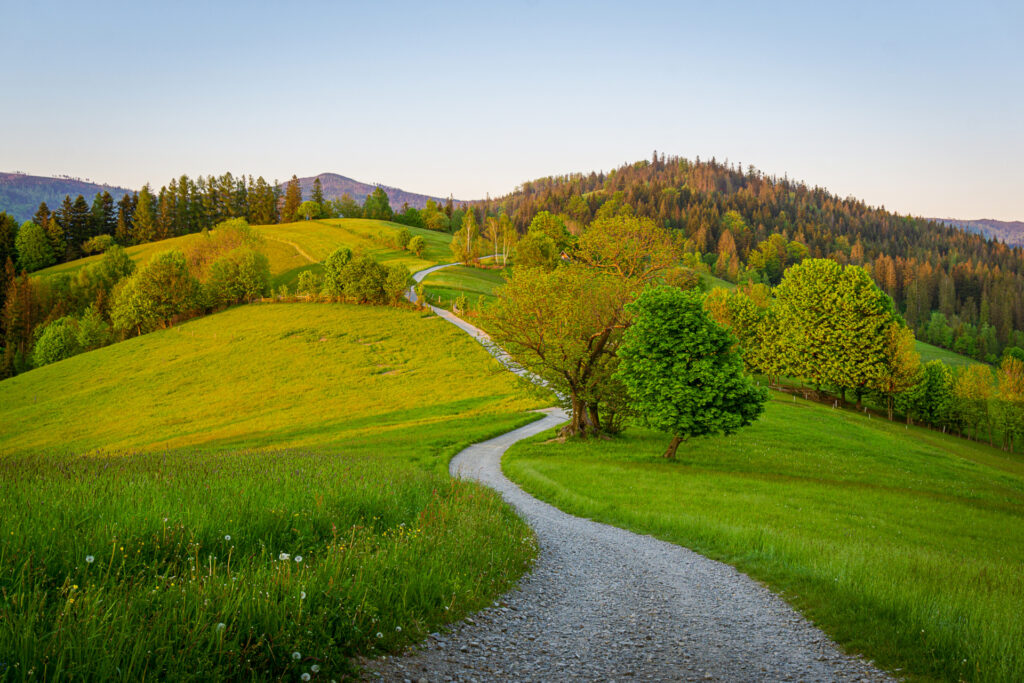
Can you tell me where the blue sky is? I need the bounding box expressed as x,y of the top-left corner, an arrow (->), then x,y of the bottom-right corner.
2,1 -> 1021,219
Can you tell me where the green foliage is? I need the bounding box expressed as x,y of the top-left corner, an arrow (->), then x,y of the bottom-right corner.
296,269 -> 320,297
76,305 -> 112,350
512,231 -> 558,269
408,235 -> 425,257
282,175 -> 302,222
396,227 -> 412,249
15,221 -> 56,272
110,250 -> 204,335
297,200 -> 321,220
384,264 -> 412,305
526,211 -> 572,251
897,360 -> 955,428
81,234 -> 115,254
32,316 -> 82,367
362,188 -> 393,221
616,286 -> 767,457
450,209 -> 480,264
207,248 -> 271,306
321,246 -> 354,298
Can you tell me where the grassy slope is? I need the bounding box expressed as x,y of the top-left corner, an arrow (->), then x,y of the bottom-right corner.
0,303 -> 546,679
915,339 -> 982,367
421,265 -> 506,313
504,393 -> 1024,683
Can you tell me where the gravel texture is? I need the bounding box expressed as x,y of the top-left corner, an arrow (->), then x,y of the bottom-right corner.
367,267 -> 898,682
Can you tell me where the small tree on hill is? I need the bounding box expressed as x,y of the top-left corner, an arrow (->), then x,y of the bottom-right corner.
408,235 -> 426,257
615,286 -> 768,459
297,201 -> 320,221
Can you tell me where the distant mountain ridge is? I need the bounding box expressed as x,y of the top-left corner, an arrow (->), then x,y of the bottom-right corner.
289,173 -> 460,210
0,173 -> 133,222
927,217 -> 1024,247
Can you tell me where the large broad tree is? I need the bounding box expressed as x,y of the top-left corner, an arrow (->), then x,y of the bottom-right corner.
773,258 -> 901,403
14,221 -> 56,272
616,286 -> 768,459
574,214 -> 679,282
488,264 -> 636,437
362,187 -> 393,221
111,250 -> 203,335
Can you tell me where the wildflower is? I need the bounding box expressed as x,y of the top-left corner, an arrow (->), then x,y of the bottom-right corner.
300,591 -> 307,600
310,664 -> 320,673
294,555 -> 303,563
292,651 -> 301,660
376,632 -> 383,638
85,555 -> 95,564
395,626 -> 401,632
224,535 -> 231,541
301,675 -> 310,682
279,553 -> 290,561
216,623 -> 226,631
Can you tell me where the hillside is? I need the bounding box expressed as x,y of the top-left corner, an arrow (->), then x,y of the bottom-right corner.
291,172 -> 463,209
929,217 -> 1024,246
504,391 -> 1024,682
0,303 -> 544,678
0,172 -> 133,221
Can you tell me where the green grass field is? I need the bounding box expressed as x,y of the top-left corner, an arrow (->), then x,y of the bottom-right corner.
915,339 -> 982,367
33,233 -> 199,279
420,265 -> 506,313
504,392 -> 1024,683
0,303 -> 546,680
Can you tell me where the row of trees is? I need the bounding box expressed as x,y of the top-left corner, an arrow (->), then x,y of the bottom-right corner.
469,154 -> 1024,361
704,260 -> 1024,450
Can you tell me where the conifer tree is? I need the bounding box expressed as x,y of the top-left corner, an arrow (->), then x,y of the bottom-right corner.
133,185 -> 157,243
312,177 -> 325,206
282,175 -> 302,222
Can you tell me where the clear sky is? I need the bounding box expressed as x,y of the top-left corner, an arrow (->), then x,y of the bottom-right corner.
2,1 -> 1021,220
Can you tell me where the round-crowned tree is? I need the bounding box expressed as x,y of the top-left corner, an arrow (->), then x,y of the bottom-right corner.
615,286 -> 768,458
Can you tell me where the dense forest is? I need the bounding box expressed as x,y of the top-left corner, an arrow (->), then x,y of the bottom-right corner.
469,154 -> 1024,362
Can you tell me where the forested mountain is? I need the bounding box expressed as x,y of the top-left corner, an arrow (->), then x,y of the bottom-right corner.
472,154 -> 1024,362
0,173 -> 132,222
291,173 -> 456,209
928,218 -> 1024,247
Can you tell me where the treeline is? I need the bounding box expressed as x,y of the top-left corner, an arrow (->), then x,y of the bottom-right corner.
471,154 -> 1024,362
706,261 -> 1024,452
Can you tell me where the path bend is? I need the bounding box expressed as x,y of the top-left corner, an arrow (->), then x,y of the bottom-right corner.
364,265 -> 895,682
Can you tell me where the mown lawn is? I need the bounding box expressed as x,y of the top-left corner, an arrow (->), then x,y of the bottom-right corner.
504,392 -> 1024,683
0,303 -> 546,680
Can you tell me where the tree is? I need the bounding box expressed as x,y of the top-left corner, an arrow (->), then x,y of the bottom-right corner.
487,264 -> 636,437
773,259 -> 900,403
133,185 -> 157,243
297,200 -> 321,220
384,265 -> 411,305
321,246 -> 353,298
995,355 -> 1024,451
334,193 -> 362,218
898,361 -> 955,429
296,270 -> 320,298
282,175 -> 302,222
111,250 -> 203,335
408,235 -> 426,257
953,364 -> 994,441
76,305 -> 112,351
875,322 -> 922,420
574,214 -> 678,283
512,231 -> 557,269
14,221 -> 56,272
527,211 -> 572,252
33,317 -> 82,367
363,187 -> 393,221
395,227 -> 412,250
615,286 -> 768,459
207,248 -> 271,305
451,208 -> 480,264
89,191 -> 116,239
311,177 -> 325,206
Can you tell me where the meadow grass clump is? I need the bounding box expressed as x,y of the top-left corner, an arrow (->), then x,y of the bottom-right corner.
0,448 -> 535,680
504,392 -> 1024,683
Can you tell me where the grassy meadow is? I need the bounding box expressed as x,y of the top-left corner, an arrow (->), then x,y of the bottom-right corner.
915,339 -> 983,367
0,303 -> 547,680
503,392 -> 1024,683
420,265 -> 506,314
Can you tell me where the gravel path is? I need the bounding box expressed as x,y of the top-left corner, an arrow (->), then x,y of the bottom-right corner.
366,267 -> 897,682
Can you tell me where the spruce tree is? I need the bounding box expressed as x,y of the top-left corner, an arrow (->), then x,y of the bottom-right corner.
133,185 -> 157,243
282,175 -> 302,222
312,177 -> 325,206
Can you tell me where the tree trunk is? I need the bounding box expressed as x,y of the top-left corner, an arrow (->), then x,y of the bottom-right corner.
566,392 -> 588,438
587,403 -> 601,433
664,435 -> 684,459
887,396 -> 894,421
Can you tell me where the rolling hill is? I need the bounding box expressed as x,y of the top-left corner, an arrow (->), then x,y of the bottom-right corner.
0,172 -> 133,222
928,217 -> 1024,246
290,172 -> 463,209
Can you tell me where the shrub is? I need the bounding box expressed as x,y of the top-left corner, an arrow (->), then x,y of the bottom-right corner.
33,317 -> 82,367
408,235 -> 426,257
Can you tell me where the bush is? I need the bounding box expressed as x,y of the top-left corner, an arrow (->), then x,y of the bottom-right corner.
408,235 -> 426,257
396,228 -> 412,250
297,270 -> 321,298
82,234 -> 116,254
33,317 -> 82,367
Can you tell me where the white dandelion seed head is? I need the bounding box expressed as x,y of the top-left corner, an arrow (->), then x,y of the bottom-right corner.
301,674 -> 310,682
224,535 -> 231,541
279,553 -> 290,561
294,555 -> 303,563
300,591 -> 306,600
292,651 -> 301,660
85,555 -> 95,564
216,623 -> 226,631
376,632 -> 383,638
310,664 -> 320,673
395,626 -> 401,632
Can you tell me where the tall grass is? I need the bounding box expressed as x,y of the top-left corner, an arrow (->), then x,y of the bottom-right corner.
0,303 -> 546,679
504,393 -> 1024,683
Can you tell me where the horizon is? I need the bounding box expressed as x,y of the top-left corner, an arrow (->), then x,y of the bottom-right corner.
2,1 -> 1022,221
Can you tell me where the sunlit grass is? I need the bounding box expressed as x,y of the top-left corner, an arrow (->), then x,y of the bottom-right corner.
504,392 -> 1024,683
915,339 -> 982,367
0,303 -> 546,679
421,265 -> 506,314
